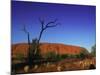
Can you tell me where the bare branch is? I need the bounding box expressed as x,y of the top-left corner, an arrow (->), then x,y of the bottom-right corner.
42,19 -> 60,30
43,24 -> 56,30
46,22 -> 60,28
21,24 -> 29,34
39,17 -> 44,29
38,18 -> 59,44
46,19 -> 58,27
21,24 -> 31,46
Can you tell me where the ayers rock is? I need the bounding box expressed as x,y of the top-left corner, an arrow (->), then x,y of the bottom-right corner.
12,43 -> 88,58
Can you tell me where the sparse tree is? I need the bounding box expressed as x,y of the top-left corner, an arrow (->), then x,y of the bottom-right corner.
22,25 -> 31,46
21,25 -> 31,63
21,18 -> 60,65
34,18 -> 60,55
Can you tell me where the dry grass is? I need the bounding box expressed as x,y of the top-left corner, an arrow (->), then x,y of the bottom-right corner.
12,58 -> 96,74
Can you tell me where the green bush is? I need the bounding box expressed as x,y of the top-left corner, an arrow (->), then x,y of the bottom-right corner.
44,48 -> 89,61
45,51 -> 70,61
60,54 -> 69,59
45,51 -> 57,59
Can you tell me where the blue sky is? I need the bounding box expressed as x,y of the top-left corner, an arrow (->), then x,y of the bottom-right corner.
11,1 -> 96,51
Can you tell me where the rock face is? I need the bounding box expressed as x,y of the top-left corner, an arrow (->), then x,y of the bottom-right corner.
12,43 -> 87,58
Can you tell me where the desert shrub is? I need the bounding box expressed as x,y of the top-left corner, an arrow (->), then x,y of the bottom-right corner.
45,51 -> 57,59
60,54 -> 69,59
91,44 -> 96,57
45,52 -> 71,61
45,51 -> 63,61
68,54 -> 75,58
16,53 -> 24,60
79,52 -> 86,59
27,38 -> 42,65
76,48 -> 89,59
74,54 -> 80,58
69,48 -> 89,59
44,48 -> 89,62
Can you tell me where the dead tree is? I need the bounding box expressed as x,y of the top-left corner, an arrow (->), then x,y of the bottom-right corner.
21,18 -> 60,65
22,25 -> 31,45
21,25 -> 31,63
34,18 -> 60,55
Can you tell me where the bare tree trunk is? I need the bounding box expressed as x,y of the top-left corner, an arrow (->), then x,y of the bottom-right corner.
28,32 -> 30,45
21,25 -> 31,63
21,18 -> 60,65
34,18 -> 60,55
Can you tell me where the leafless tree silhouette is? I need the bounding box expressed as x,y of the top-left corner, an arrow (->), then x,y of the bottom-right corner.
34,18 -> 60,55
21,18 -> 60,65
21,25 -> 31,63
21,25 -> 31,45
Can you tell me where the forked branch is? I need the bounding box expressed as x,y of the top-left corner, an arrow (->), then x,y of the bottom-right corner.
38,18 -> 60,45
21,25 -> 31,45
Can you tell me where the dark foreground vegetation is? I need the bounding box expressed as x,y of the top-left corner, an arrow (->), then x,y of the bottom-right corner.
11,53 -> 96,74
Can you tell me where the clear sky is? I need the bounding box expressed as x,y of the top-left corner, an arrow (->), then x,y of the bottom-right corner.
11,1 -> 96,51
